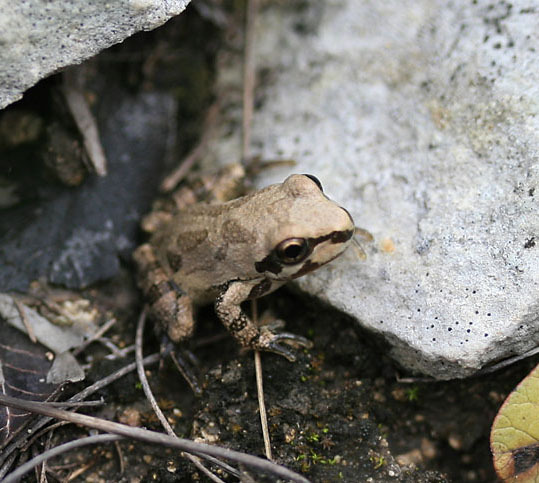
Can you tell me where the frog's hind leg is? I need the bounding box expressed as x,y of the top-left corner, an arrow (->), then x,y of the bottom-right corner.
133,243 -> 195,342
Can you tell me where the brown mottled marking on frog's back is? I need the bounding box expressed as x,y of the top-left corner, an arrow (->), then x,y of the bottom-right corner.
175,229 -> 208,251
222,219 -> 256,243
166,250 -> 183,271
214,244 -> 228,261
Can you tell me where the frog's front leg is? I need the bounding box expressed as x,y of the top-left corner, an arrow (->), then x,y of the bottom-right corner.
214,280 -> 312,361
133,243 -> 195,342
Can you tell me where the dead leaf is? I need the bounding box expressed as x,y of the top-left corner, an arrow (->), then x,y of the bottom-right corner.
490,362 -> 539,482
0,293 -> 86,353
0,321 -> 57,444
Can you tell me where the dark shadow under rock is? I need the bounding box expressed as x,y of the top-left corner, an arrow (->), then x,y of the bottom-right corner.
0,86 -> 176,291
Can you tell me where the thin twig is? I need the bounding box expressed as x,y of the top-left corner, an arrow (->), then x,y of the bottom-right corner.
135,309 -> 176,436
135,309 -> 227,483
63,67 -> 108,176
0,453 -> 17,480
252,300 -> 272,460
72,317 -> 117,356
34,399 -> 104,408
169,350 -> 202,396
254,350 -> 272,460
242,0 -> 272,462
160,102 -> 221,192
114,439 -> 125,475
242,0 -> 259,162
23,421 -> 70,452
66,459 -> 95,481
39,429 -> 55,483
0,395 -> 310,483
476,346 -> 539,375
0,352 -> 163,466
2,434 -> 122,483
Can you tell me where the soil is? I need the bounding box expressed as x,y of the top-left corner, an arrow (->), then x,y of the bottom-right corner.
16,273 -> 534,482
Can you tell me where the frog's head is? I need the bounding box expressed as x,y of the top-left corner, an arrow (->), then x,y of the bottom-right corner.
254,174 -> 355,281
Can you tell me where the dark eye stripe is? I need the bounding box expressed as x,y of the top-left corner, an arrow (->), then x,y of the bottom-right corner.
308,229 -> 354,248
254,229 -> 354,274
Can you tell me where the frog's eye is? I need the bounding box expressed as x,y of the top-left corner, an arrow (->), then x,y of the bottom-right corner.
275,238 -> 310,264
303,174 -> 323,192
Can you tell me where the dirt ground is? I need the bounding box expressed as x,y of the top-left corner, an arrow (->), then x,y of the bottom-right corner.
13,271 -> 533,483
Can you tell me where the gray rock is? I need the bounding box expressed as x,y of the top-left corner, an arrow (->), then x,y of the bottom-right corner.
207,0 -> 539,378
0,0 -> 191,109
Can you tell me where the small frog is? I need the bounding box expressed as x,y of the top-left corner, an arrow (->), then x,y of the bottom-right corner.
133,173 -> 355,361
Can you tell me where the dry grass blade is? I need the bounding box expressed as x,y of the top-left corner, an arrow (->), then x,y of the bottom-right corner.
241,0 -> 259,162
72,317 -> 117,357
0,352 -> 162,467
160,102 -> 220,192
0,394 -> 310,483
478,346 -> 539,375
63,67 -> 107,176
114,439 -> 125,475
135,309 -> 227,483
135,309 -> 176,436
2,433 -> 122,483
252,300 -> 272,460
254,350 -> 272,460
242,0 -> 273,462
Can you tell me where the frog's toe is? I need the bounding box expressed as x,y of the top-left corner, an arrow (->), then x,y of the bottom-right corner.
266,341 -> 297,361
258,330 -> 313,361
271,332 -> 313,349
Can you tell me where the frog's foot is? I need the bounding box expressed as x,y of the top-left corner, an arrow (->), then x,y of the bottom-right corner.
255,328 -> 313,362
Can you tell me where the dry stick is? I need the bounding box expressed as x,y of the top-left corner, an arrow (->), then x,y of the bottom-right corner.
160,101 -> 221,192
0,453 -> 17,481
2,434 -> 122,483
65,459 -> 95,482
72,317 -> 117,357
477,346 -> 539,375
397,346 -> 539,384
135,309 -> 176,436
0,395 -> 310,483
114,439 -> 125,476
63,67 -> 108,176
0,382 -> 69,457
135,310 -> 232,482
252,301 -> 272,460
0,352 -> 163,468
242,0 -> 273,462
33,399 -> 104,408
23,421 -> 70,453
38,426 -> 55,483
242,0 -> 259,162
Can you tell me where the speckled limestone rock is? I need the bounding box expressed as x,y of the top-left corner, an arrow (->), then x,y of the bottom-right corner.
0,0 -> 191,109
206,1 -> 538,378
